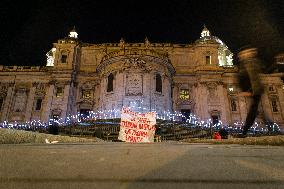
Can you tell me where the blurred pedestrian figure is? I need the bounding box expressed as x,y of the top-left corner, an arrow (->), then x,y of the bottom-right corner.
219,128 -> 228,139
238,47 -> 264,136
48,122 -> 59,135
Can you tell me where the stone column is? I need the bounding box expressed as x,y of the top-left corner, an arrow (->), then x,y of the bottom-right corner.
218,85 -> 229,125
276,85 -> 284,126
170,80 -> 174,112
1,85 -> 14,122
99,78 -> 106,111
61,84 -> 70,121
94,84 -> 100,111
260,93 -> 273,122
143,73 -> 151,111
149,73 -> 154,111
115,72 -> 124,110
42,84 -> 54,123
172,84 -> 178,112
197,83 -> 208,120
25,87 -> 36,121
165,78 -> 172,112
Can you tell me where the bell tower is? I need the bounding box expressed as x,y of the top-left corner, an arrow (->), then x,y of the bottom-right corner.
44,27 -> 81,123
46,27 -> 81,70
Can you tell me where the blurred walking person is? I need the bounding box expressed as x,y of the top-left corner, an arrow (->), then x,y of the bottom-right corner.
238,47 -> 264,136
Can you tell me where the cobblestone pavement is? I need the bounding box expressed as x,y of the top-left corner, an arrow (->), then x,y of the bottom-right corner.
1,142 -> 284,189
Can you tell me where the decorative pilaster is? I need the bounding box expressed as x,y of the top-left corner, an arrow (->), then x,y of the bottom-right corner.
1,86 -> 14,121
218,85 -> 229,125
42,84 -> 54,123
276,86 -> 284,124
61,85 -> 70,120
25,87 -> 36,121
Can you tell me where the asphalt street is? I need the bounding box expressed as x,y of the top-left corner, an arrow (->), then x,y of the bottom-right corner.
1,142 -> 284,189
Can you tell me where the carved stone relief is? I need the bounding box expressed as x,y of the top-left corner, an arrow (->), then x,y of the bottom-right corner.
206,82 -> 220,104
123,58 -> 152,72
13,88 -> 28,112
126,74 -> 143,96
33,82 -> 46,97
0,84 -> 8,97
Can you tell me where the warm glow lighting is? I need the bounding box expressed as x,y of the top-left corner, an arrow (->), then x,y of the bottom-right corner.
179,89 -> 190,100
46,48 -> 56,66
218,55 -> 225,66
226,54 -> 233,65
69,31 -> 78,38
201,28 -> 210,37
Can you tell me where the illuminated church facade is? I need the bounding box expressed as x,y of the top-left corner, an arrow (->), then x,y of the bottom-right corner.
0,26 -> 284,128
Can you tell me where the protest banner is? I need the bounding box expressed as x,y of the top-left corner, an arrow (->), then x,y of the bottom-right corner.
118,107 -> 156,143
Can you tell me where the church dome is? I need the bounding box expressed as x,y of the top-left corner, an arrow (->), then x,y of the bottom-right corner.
195,25 -> 228,48
195,25 -> 234,66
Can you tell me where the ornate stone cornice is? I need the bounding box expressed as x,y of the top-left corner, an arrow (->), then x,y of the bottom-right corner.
199,81 -> 224,87
122,58 -> 152,72
80,81 -> 98,89
97,49 -> 175,76
176,99 -> 194,105
48,80 -> 70,86
48,80 -> 56,85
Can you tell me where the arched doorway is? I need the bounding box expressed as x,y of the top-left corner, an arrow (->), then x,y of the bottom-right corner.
210,110 -> 220,125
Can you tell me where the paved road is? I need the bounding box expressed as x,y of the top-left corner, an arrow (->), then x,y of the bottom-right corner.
1,142 -> 284,189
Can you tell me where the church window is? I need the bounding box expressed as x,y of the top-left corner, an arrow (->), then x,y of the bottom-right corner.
56,87 -> 63,97
35,98 -> 42,111
231,99 -> 237,111
155,74 -> 162,93
107,73 -> 114,92
0,97 -> 3,110
268,86 -> 275,92
271,99 -> 279,112
82,89 -> 91,99
179,89 -> 190,100
212,115 -> 219,125
228,87 -> 234,93
206,55 -> 211,64
61,55 -> 67,63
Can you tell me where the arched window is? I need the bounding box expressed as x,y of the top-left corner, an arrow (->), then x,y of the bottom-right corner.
206,55 -> 211,64
211,110 -> 220,125
107,73 -> 114,92
155,74 -> 162,93
0,97 -> 3,110
179,89 -> 190,100
271,99 -> 279,112
60,50 -> 68,63
61,55 -> 67,63
56,87 -> 63,97
35,98 -> 42,111
231,99 -> 237,111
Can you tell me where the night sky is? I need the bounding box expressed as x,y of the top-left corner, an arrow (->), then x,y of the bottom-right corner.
1,0 -> 284,67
